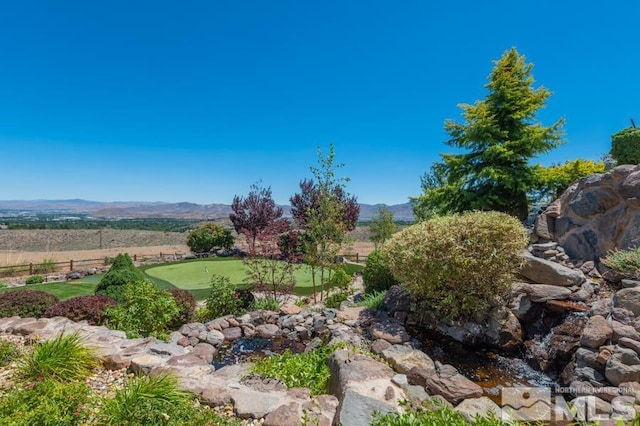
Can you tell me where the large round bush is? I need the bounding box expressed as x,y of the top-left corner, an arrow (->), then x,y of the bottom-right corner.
380,211 -> 528,322
362,249 -> 399,294
0,290 -> 60,318
45,295 -> 117,325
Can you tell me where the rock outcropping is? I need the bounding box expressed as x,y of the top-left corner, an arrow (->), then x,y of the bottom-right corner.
534,164 -> 640,261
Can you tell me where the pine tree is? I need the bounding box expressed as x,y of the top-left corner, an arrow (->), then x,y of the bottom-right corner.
412,48 -> 564,220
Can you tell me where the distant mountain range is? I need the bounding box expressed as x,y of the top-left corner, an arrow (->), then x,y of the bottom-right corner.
0,199 -> 414,221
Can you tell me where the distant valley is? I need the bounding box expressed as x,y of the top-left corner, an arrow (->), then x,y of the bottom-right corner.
0,199 -> 414,221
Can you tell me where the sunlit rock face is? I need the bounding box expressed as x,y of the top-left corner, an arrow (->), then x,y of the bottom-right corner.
534,164 -> 640,261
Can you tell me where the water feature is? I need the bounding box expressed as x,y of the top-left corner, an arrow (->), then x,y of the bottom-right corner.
212,337 -> 306,369
410,328 -> 558,403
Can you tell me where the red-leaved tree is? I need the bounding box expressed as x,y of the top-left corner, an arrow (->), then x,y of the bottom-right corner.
230,183 -> 288,253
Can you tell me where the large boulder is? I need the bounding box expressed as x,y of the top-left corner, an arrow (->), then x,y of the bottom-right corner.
519,254 -> 586,286
533,165 -> 640,261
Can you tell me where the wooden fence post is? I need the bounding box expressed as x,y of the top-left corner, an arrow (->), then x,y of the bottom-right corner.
133,254 -> 137,262
70,260 -> 74,271
356,253 -> 359,263
29,263 -> 33,275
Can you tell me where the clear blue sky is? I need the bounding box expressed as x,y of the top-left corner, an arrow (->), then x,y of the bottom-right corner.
1,1 -> 638,205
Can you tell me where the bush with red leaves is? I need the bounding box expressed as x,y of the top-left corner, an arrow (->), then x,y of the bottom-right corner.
44,295 -> 117,325
168,288 -> 196,328
0,290 -> 60,318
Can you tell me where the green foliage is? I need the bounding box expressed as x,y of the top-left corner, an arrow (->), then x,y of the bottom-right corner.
19,332 -> 99,382
0,289 -> 60,318
611,127 -> 640,165
33,257 -> 57,274
381,211 -> 528,322
324,291 -> 349,309
411,48 -> 564,221
357,290 -> 386,310
104,280 -> 180,339
168,288 -> 197,328
203,274 -> 244,320
602,247 -> 640,280
0,378 -> 95,426
186,223 -> 234,254
95,253 -> 145,303
25,274 -> 45,285
250,343 -> 344,396
532,159 -> 606,202
0,340 -> 21,367
371,404 -> 513,426
363,249 -> 399,294
251,297 -> 280,311
369,206 -> 397,247
0,281 -> 7,288
290,144 -> 360,302
99,373 -> 241,426
328,268 -> 352,290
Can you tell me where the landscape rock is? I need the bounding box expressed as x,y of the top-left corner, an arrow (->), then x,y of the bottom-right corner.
519,254 -> 586,287
336,388 -> 398,426
534,165 -> 640,260
613,287 -> 640,316
455,397 -> 502,423
605,346 -> 640,386
420,363 -> 483,405
381,345 -> 435,375
581,315 -> 612,349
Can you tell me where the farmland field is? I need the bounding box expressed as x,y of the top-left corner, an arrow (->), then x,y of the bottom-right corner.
0,227 -> 376,268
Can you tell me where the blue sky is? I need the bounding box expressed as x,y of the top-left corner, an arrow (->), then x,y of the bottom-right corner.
1,1 -> 638,205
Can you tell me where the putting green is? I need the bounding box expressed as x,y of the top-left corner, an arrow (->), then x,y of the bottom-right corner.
144,258 -> 315,291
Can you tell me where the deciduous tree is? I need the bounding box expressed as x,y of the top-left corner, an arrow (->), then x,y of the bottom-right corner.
230,183 -> 287,253
186,223 -> 234,254
411,48 -> 564,221
369,206 -> 396,248
290,144 -> 360,302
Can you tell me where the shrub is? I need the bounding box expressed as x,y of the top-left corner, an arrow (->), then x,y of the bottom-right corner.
33,257 -> 57,274
95,253 -> 145,303
357,290 -> 386,310
380,211 -> 528,322
362,249 -> 399,294
18,332 -> 99,382
0,378 -> 95,426
329,268 -> 352,291
371,404 -> 509,426
98,373 -> 241,426
104,280 -> 180,339
611,127 -> 640,165
168,288 -> 197,329
251,343 -> 345,396
602,247 -> 640,280
0,290 -> 59,318
0,281 -> 8,288
202,274 -> 244,320
44,295 -> 117,325
186,223 -> 234,254
0,340 -> 21,367
25,275 -> 45,285
324,291 -> 349,309
251,297 -> 280,311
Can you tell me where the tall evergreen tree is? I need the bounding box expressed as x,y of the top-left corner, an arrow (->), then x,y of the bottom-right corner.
411,48 -> 564,220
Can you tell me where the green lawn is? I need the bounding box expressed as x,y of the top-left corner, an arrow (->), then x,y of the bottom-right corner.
144,258 -> 318,295
0,258 -> 364,302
